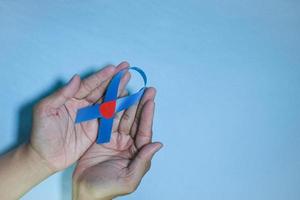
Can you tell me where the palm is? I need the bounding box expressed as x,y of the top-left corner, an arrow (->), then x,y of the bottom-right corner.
29,63 -> 130,171
31,98 -> 98,170
74,131 -> 137,195
73,87 -> 161,199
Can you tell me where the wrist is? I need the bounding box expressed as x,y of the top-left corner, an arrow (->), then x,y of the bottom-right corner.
0,143 -> 55,199
72,178 -> 112,200
25,143 -> 56,176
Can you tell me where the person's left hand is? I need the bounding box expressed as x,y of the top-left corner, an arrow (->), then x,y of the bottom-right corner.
29,62 -> 131,172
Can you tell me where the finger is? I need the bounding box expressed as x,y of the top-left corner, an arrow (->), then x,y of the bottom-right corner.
114,61 -> 131,97
135,100 -> 155,149
42,74 -> 81,108
86,70 -> 131,103
117,71 -> 131,98
84,78 -> 110,103
75,65 -> 115,99
112,89 -> 129,132
84,61 -> 130,103
127,142 -> 163,188
112,70 -> 132,132
118,103 -> 138,135
130,87 -> 156,138
115,61 -> 130,71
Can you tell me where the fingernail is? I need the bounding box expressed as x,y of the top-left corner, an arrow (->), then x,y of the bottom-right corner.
155,142 -> 163,151
68,74 -> 77,83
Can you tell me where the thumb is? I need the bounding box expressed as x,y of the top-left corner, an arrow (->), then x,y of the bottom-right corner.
128,142 -> 163,182
44,74 -> 81,108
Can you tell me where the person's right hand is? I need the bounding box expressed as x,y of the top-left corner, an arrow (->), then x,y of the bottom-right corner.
72,87 -> 162,200
29,62 -> 131,172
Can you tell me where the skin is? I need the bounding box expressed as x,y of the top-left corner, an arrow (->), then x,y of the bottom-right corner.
0,61 -> 162,200
73,87 -> 161,200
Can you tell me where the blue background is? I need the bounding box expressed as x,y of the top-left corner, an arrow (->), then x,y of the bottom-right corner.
0,1 -> 300,199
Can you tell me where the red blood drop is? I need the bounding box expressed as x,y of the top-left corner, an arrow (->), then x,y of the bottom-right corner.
99,100 -> 116,119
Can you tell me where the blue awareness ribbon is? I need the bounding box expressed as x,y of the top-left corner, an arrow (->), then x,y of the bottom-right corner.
75,67 -> 147,144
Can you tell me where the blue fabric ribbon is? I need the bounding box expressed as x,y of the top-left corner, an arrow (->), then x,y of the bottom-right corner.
75,67 -> 147,144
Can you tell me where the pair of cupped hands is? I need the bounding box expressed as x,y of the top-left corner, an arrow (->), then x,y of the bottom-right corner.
29,62 -> 162,199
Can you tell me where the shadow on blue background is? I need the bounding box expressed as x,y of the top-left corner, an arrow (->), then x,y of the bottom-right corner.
1,80 -> 63,155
